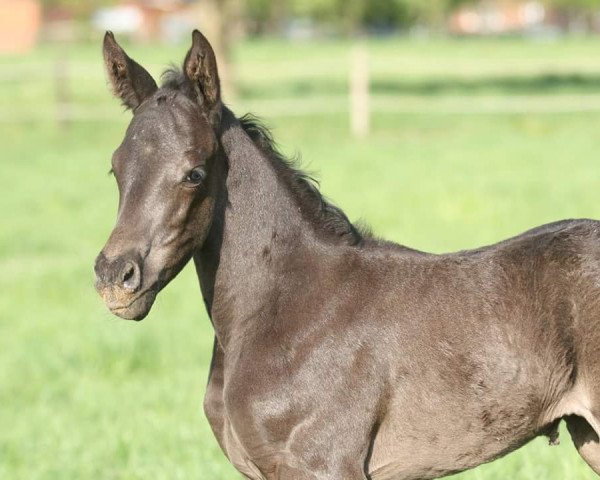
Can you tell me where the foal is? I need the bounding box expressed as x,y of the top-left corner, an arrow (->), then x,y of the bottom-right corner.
95,30 -> 600,479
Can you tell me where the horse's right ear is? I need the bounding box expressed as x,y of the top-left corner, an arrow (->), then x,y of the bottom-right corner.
103,31 -> 157,111
183,29 -> 222,127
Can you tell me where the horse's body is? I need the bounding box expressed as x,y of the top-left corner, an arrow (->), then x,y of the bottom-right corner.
95,31 -> 600,479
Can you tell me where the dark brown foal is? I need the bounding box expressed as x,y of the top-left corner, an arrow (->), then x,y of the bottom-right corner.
95,30 -> 600,479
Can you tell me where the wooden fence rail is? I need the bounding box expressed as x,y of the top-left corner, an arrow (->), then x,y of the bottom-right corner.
4,51 -> 600,129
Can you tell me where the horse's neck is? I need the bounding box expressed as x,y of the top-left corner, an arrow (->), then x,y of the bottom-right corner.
194,112 -> 314,348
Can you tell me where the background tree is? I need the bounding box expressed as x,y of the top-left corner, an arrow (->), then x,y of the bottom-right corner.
543,0 -> 600,32
268,0 -> 479,34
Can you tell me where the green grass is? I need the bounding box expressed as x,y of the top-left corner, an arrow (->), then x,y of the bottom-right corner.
2,35 -> 600,479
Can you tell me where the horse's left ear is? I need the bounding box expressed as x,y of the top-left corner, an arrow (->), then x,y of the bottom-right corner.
183,29 -> 222,127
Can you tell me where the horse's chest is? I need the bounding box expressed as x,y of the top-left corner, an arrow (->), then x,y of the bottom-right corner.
205,379 -> 279,478
219,416 -> 269,480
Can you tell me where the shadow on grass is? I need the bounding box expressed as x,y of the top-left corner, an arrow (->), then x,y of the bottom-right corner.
240,73 -> 600,99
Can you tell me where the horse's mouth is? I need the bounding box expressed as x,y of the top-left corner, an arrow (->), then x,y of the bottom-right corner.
106,289 -> 157,321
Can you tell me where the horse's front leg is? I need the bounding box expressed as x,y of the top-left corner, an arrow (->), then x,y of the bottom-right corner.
203,336 -> 227,453
204,338 -> 267,480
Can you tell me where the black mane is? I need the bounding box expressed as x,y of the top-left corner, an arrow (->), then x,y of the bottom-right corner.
237,114 -> 365,246
161,69 -> 365,246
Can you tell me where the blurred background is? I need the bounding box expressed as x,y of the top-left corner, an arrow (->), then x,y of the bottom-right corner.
2,0 -> 600,478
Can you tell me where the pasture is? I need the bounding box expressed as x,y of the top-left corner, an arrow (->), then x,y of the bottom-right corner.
2,35 -> 600,479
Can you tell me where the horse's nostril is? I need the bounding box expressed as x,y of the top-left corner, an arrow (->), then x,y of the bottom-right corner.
122,264 -> 134,282
120,261 -> 141,292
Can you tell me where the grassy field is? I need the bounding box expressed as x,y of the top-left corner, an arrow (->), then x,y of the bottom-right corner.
3,35 -> 600,479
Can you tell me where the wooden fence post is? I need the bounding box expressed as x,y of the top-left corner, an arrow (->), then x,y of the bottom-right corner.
350,43 -> 370,138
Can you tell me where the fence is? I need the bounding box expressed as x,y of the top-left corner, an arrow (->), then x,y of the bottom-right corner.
4,41 -> 600,137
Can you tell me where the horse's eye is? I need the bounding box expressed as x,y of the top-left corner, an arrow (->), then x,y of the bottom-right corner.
186,167 -> 206,184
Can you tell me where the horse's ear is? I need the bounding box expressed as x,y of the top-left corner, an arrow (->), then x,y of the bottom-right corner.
183,29 -> 222,127
103,31 -> 157,111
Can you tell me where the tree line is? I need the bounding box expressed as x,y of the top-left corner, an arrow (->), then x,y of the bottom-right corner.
45,0 -> 600,34
246,0 -> 600,34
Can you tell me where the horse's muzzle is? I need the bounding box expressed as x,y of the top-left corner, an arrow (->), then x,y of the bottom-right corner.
94,251 -> 153,320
